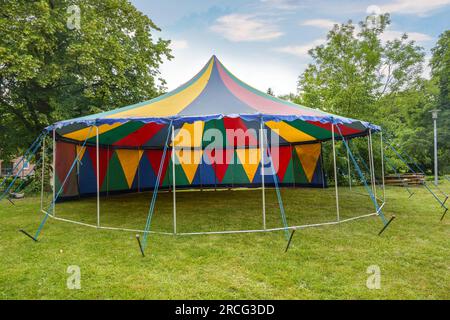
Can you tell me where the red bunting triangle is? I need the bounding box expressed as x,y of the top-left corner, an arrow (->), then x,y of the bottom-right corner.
87,146 -> 114,188
270,145 -> 292,182
145,149 -> 172,186
204,148 -> 233,183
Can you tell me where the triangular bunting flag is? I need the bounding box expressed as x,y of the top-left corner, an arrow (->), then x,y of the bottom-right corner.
270,145 -> 292,182
294,144 -> 321,183
236,148 -> 261,183
175,149 -> 203,184
87,146 -> 114,188
146,149 -> 171,186
115,149 -> 144,188
204,148 -> 233,183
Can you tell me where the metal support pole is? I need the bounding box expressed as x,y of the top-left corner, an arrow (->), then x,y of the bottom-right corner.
346,139 -> 352,190
52,129 -> 56,217
433,113 -> 439,186
260,119 -> 266,230
380,131 -> 386,202
368,130 -> 376,198
96,126 -> 100,228
370,130 -> 377,199
138,147 -> 141,193
172,125 -> 177,235
331,123 -> 340,222
40,135 -> 46,211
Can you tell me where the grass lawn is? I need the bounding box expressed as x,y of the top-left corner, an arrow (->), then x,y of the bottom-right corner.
0,181 -> 449,299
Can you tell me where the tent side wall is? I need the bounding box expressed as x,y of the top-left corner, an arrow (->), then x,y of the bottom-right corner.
54,140 -> 326,201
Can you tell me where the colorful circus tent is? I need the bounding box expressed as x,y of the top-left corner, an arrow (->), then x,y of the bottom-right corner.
50,56 -> 379,199
4,56 -> 399,252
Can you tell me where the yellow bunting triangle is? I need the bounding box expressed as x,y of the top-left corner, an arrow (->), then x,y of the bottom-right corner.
266,121 -> 315,143
175,149 -> 203,184
116,149 -> 144,188
172,121 -> 204,147
236,148 -> 261,182
294,144 -> 321,182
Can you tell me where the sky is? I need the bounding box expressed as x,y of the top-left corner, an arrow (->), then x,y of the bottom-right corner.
131,0 -> 450,95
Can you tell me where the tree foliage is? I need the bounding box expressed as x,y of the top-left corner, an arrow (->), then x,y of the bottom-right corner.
431,31 -> 450,173
0,0 -> 172,158
297,13 -> 449,174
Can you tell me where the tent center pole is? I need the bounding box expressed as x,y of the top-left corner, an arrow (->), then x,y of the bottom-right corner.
260,119 -> 266,230
172,125 -> 177,235
331,123 -> 340,222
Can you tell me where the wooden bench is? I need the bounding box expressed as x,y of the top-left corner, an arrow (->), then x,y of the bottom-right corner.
385,173 -> 425,186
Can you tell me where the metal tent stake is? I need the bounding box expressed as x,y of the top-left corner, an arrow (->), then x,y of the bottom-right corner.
284,229 -> 297,253
136,234 -> 145,257
441,208 -> 448,221
19,229 -> 38,242
378,215 -> 396,236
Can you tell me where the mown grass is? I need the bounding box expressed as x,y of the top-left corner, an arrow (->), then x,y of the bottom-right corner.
0,180 -> 449,299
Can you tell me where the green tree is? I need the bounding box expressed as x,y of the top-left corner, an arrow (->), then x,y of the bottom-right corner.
298,14 -> 425,121
0,0 -> 172,158
297,13 -> 434,174
431,30 -> 450,174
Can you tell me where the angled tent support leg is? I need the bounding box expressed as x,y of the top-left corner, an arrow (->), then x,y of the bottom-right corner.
385,140 -> 448,215
336,125 -> 393,234
0,131 -> 45,192
262,122 -> 290,240
9,157 -> 43,199
400,147 -> 448,198
23,127 -> 93,242
0,135 -> 43,202
140,121 -> 173,256
384,156 -> 414,198
346,139 -> 352,190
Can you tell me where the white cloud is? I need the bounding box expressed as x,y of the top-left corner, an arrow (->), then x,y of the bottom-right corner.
210,14 -> 283,42
300,19 -> 339,29
274,39 -> 326,57
260,0 -> 302,10
377,0 -> 450,15
170,39 -> 189,50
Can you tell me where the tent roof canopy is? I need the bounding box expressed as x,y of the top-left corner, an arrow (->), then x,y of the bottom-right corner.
48,56 -> 379,147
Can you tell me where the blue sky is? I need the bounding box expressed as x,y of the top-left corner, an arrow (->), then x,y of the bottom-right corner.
131,0 -> 450,95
